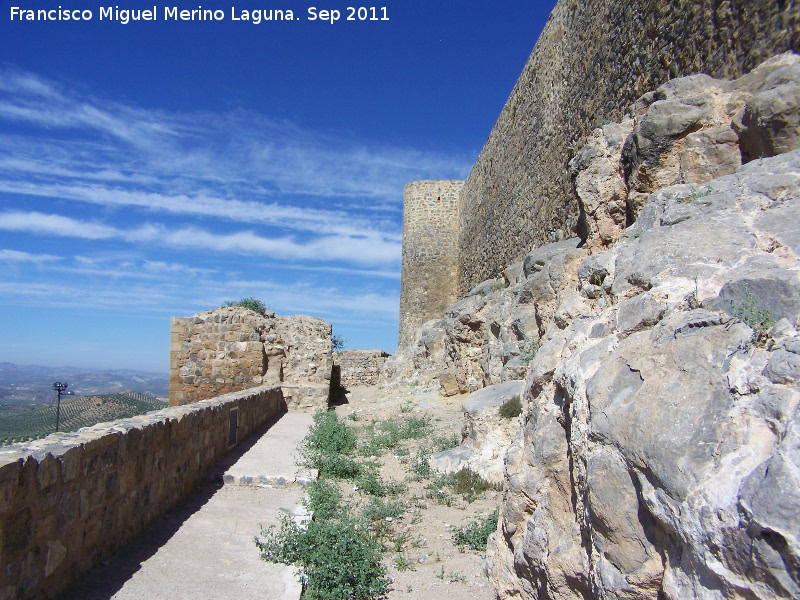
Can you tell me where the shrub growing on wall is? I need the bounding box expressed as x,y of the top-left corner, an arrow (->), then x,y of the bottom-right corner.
221,297 -> 267,314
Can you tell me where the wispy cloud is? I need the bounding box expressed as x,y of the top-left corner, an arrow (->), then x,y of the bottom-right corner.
0,265 -> 399,321
0,249 -> 62,263
0,211 -> 119,239
0,68 -> 471,211
0,177 -> 399,239
0,211 -> 401,266
0,68 -> 448,357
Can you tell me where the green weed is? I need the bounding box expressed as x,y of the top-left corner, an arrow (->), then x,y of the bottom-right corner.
304,479 -> 342,520
394,554 -> 416,572
331,335 -> 346,351
499,396 -> 522,419
432,432 -> 461,452
424,473 -> 455,506
361,497 -> 406,523
256,515 -> 388,600
358,414 -> 433,456
299,411 -> 362,479
453,509 -> 499,551
221,297 -> 266,313
410,449 -> 432,480
356,467 -> 406,497
403,415 -> 433,439
399,401 -> 415,413
391,529 -> 412,553
731,285 -> 775,346
450,467 -> 500,503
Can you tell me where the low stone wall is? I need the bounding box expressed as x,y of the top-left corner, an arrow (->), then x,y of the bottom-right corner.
0,385 -> 284,600
335,350 -> 390,387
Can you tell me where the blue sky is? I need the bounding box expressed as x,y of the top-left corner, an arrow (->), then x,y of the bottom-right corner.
0,0 -> 556,372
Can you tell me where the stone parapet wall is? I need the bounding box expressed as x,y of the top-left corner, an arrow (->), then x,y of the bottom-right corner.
170,307 -> 332,409
0,385 -> 284,600
399,180 -> 463,348
334,350 -> 390,387
458,0 -> 798,291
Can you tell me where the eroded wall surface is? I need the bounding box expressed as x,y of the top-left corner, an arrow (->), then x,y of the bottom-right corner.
458,0 -> 799,291
170,307 -> 332,410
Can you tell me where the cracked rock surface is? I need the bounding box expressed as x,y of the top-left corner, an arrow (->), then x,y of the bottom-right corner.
487,150 -> 800,599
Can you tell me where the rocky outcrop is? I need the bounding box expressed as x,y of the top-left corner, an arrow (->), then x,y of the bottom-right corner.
574,52 -> 800,252
429,381 -> 524,484
487,149 -> 800,599
386,54 -> 800,401
170,307 -> 333,411
571,120 -> 633,252
382,238 -> 585,396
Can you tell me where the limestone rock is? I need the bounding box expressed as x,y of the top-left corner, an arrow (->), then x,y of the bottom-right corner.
381,239 -> 585,396
570,53 -> 800,249
570,120 -> 633,251
734,55 -> 800,162
489,149 -> 800,599
622,73 -> 742,223
429,381 -> 523,484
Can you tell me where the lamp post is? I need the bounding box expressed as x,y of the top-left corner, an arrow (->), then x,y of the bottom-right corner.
52,382 -> 68,432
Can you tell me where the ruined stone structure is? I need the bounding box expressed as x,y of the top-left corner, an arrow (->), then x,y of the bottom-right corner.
169,307 -> 333,411
334,350 -> 390,387
397,0 -> 798,336
398,180 -> 463,348
0,386 -> 284,599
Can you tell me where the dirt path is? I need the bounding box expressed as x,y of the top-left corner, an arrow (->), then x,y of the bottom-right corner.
333,384 -> 498,600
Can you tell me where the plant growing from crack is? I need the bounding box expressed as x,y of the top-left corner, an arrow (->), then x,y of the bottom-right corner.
499,395 -> 522,419
731,285 -> 775,347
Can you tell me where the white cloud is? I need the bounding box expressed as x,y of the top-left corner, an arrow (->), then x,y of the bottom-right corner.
0,177 -> 399,239
0,249 -> 61,263
0,211 -> 401,266
0,211 -> 118,239
0,68 -> 472,210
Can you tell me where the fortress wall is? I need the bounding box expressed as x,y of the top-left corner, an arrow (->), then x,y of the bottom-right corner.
399,180 -> 463,348
458,0 -> 799,291
170,307 -> 332,411
0,385 -> 284,600
334,350 -> 390,387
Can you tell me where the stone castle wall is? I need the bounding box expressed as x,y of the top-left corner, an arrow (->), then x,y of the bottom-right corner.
457,0 -> 799,291
170,307 -> 332,411
0,386 -> 284,600
398,180 -> 463,348
334,350 -> 390,387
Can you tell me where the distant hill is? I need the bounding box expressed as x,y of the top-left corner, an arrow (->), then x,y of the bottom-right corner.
0,362 -> 169,406
0,391 -> 169,445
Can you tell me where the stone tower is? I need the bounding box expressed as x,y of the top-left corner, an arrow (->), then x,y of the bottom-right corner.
398,180 -> 464,348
